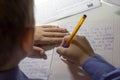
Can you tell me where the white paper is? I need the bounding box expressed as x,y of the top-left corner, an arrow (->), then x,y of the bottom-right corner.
19,50 -> 53,80
50,48 -> 91,80
59,18 -> 120,67
34,0 -> 101,24
103,0 -> 120,6
49,17 -> 120,80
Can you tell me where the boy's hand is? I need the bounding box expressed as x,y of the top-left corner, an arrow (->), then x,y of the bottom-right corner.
34,25 -> 68,46
31,25 -> 68,58
57,35 -> 94,65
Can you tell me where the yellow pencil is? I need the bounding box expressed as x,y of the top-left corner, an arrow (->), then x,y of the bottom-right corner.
64,15 -> 87,48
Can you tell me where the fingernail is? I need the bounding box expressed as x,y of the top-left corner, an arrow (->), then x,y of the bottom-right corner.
40,50 -> 45,55
57,49 -> 62,54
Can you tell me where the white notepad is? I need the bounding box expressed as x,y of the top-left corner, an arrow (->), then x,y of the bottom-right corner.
59,17 -> 120,67
103,0 -> 120,6
49,17 -> 120,80
19,49 -> 53,80
35,0 -> 101,24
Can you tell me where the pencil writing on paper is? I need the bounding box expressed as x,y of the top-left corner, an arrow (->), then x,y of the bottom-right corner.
64,15 -> 87,48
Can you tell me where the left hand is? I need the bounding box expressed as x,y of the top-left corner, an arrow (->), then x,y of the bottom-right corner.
28,46 -> 47,59
31,25 -> 68,58
34,25 -> 68,46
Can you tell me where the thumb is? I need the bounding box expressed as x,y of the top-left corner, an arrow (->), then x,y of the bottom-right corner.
57,47 -> 66,56
33,46 -> 45,56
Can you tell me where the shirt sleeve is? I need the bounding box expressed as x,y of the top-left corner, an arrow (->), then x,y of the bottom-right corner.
82,54 -> 120,80
0,67 -> 28,80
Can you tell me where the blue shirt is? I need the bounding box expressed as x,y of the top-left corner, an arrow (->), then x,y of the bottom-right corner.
0,55 -> 120,80
0,67 -> 28,80
82,55 -> 120,80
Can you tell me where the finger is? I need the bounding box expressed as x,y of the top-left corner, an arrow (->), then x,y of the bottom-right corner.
40,25 -> 59,28
35,37 -> 63,45
43,32 -> 69,37
43,28 -> 68,33
61,58 -> 75,65
61,58 -> 69,64
61,35 -> 70,46
34,35 -> 70,45
57,47 -> 67,56
57,47 -> 73,62
33,46 -> 45,56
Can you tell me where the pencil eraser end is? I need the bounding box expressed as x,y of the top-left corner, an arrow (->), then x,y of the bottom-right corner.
83,15 -> 87,18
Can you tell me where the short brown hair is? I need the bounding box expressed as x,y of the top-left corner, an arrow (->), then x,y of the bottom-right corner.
0,0 -> 34,66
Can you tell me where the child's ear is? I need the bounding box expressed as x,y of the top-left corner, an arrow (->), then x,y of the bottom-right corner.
22,28 -> 34,53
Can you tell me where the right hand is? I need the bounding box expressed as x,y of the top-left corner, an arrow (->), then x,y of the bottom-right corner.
57,35 -> 94,66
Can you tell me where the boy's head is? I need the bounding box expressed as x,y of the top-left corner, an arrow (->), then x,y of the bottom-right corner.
0,0 -> 34,70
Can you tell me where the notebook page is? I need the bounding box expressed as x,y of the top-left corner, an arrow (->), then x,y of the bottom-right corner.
19,49 -> 53,80
59,18 -> 120,67
49,17 -> 120,80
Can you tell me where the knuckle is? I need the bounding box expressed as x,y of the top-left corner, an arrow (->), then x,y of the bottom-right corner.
78,35 -> 86,40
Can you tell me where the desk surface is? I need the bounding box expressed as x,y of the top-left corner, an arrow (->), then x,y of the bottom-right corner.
49,2 -> 120,80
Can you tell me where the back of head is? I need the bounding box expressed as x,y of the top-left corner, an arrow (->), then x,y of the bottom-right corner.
0,0 -> 34,67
